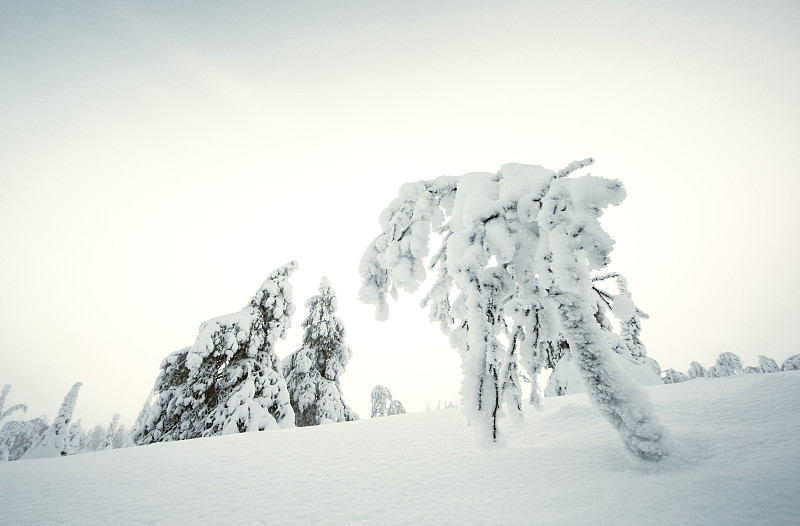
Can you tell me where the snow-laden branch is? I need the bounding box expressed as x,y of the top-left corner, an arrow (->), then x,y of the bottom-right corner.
359,160 -> 670,460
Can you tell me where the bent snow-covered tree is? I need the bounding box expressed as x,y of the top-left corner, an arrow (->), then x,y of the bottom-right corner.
22,382 -> 82,459
283,277 -> 358,426
360,159 -> 670,460
134,262 -> 298,444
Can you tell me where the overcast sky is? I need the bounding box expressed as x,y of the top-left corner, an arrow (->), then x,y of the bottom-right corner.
1,1 -> 799,429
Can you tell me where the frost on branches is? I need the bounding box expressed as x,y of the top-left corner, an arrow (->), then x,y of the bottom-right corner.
134,262 -> 298,444
282,278 -> 358,426
22,382 -> 82,459
370,385 -> 393,418
359,160 -> 670,460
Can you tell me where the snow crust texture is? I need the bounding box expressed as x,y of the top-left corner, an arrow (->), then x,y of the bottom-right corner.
2,372 -> 798,525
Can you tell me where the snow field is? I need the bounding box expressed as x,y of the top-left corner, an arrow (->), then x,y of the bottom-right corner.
1,371 -> 798,525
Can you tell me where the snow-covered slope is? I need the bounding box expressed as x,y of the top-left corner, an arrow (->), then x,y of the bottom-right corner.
2,372 -> 798,525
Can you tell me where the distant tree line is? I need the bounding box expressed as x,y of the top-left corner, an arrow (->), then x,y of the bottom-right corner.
661,352 -> 800,384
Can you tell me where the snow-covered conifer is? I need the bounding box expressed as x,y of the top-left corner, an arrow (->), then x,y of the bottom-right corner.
758,355 -> 780,374
387,400 -> 406,416
87,425 -> 105,451
662,369 -> 689,384
102,413 -> 120,450
137,262 -> 298,443
283,278 -> 358,427
112,424 -> 127,449
707,352 -> 744,378
67,419 -> 85,455
743,366 -> 762,374
687,361 -> 707,379
360,160 -> 670,459
22,382 -> 82,459
370,385 -> 392,418
781,353 -> 800,371
0,415 -> 48,461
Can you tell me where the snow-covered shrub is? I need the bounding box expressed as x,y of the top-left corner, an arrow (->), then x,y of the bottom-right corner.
135,262 -> 298,444
687,361 -> 707,379
283,278 -> 358,427
360,159 -> 670,460
22,382 -> 82,459
758,355 -> 780,374
781,354 -> 800,371
387,400 -> 406,416
370,385 -> 392,418
707,352 -> 744,378
662,369 -> 690,384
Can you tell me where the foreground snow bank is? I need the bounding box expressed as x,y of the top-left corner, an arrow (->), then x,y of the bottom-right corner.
2,372 -> 798,525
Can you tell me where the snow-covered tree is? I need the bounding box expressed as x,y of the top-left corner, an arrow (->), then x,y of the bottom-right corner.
283,278 -> 358,427
67,419 -> 86,455
743,366 -> 762,374
87,425 -> 105,451
0,384 -> 27,426
127,393 -> 153,447
0,415 -> 48,461
758,355 -> 780,374
360,160 -> 670,460
662,369 -> 689,384
22,382 -> 82,459
387,400 -> 406,416
707,352 -> 744,378
370,385 -> 392,418
136,262 -> 298,444
687,361 -> 707,379
112,424 -> 127,449
102,413 -> 120,450
780,354 -> 800,372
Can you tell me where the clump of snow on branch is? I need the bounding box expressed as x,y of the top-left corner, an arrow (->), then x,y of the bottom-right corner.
360,159 -> 671,460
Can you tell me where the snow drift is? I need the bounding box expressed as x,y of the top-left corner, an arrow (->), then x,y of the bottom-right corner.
1,372 -> 798,525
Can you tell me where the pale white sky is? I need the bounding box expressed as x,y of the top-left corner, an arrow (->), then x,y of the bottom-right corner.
1,1 -> 798,429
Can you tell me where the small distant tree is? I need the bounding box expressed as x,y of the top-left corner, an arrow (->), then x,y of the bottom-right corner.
112,424 -> 127,449
781,354 -> 800,371
87,425 -> 105,451
370,385 -> 392,418
662,369 -> 689,384
360,159 -> 670,459
387,400 -> 406,416
67,419 -> 86,455
283,278 -> 358,427
758,355 -> 780,373
22,382 -> 82,459
707,352 -> 744,378
687,361 -> 707,379
102,414 -> 120,450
